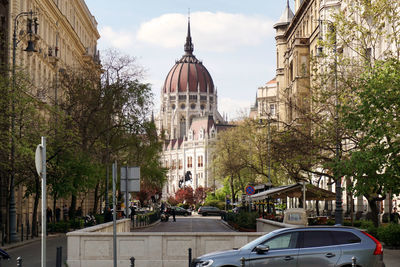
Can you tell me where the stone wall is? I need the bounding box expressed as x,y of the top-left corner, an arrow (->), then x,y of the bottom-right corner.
67,220 -> 263,267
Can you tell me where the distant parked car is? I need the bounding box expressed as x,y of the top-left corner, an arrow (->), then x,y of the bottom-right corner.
198,206 -> 221,216
171,206 -> 192,216
191,226 -> 385,267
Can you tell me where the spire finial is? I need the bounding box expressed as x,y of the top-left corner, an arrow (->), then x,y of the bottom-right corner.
287,0 -> 289,7
184,9 -> 194,55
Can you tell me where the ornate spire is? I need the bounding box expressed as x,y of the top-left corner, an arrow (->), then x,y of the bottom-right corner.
273,0 -> 294,28
184,11 -> 194,55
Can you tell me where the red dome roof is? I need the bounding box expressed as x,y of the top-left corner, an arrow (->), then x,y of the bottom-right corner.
163,21 -> 214,94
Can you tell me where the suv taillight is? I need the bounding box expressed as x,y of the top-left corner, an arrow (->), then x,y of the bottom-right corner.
361,231 -> 383,255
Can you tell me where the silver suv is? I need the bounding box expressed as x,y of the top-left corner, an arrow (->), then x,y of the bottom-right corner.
192,226 -> 385,267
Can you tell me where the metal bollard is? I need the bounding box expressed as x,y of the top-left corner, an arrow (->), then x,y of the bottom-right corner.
1,226 -> 4,246
26,220 -> 29,240
16,257 -> 22,267
188,248 -> 192,267
240,257 -> 245,267
21,224 -> 23,242
56,246 -> 62,267
352,256 -> 356,267
130,257 -> 135,267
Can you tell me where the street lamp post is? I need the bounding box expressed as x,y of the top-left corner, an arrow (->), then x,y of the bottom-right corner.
319,19 -> 342,225
9,10 -> 37,243
332,24 -> 343,226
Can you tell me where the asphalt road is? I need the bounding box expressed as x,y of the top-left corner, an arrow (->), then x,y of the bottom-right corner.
133,214 -> 235,232
0,235 -> 67,267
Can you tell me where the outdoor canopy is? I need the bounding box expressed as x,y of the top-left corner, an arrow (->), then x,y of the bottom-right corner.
250,183 -> 336,201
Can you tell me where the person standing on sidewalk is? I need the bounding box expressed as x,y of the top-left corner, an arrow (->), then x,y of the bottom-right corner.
46,207 -> 53,223
171,207 -> 176,222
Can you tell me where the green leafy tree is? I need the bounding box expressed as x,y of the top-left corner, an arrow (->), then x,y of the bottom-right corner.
339,59 -> 400,226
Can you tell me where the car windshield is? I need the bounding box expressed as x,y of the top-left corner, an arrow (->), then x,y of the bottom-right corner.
240,231 -> 278,250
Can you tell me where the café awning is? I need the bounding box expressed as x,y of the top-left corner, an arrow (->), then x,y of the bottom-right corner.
250,183 -> 336,201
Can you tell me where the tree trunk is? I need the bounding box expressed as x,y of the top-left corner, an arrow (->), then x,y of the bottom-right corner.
52,192 -> 58,224
32,177 -> 40,237
229,175 -> 235,205
367,198 -> 380,227
93,182 -> 100,214
70,195 -> 77,220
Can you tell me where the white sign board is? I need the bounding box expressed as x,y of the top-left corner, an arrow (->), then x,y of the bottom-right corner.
120,167 -> 140,192
35,144 -> 42,176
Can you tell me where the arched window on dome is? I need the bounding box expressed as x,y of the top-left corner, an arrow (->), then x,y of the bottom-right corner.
180,116 -> 186,138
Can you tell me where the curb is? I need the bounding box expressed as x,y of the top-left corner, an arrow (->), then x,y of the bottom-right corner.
131,219 -> 161,231
220,219 -> 238,232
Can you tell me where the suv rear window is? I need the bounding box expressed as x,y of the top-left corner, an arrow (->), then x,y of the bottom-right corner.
302,231 -> 334,248
332,231 -> 361,245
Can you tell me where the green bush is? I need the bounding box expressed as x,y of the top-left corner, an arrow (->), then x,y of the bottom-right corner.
225,211 -> 257,231
378,224 -> 400,247
48,221 -> 69,233
326,219 -> 335,225
342,220 -> 362,227
361,220 -> 378,238
70,218 -> 84,229
95,214 -> 104,224
382,213 -> 390,223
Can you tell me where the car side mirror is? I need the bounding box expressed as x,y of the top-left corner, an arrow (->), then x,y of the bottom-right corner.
255,245 -> 270,254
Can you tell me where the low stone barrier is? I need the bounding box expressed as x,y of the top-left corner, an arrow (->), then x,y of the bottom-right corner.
67,221 -> 263,267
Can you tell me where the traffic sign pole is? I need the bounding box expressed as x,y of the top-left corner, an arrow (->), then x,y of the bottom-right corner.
40,137 -> 46,267
245,186 -> 255,213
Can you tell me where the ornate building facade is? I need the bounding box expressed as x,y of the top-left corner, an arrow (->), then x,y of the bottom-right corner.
158,21 -> 229,198
0,0 -> 99,237
273,0 -> 400,215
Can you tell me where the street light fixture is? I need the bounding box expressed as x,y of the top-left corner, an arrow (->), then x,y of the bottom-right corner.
9,10 -> 38,243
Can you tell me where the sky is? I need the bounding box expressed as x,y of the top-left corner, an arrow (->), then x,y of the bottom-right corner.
84,0 -> 294,120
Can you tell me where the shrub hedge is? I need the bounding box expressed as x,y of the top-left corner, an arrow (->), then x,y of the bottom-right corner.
377,223 -> 400,247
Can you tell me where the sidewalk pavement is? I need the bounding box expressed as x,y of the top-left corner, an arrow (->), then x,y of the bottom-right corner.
1,233 -> 62,251
384,248 -> 400,267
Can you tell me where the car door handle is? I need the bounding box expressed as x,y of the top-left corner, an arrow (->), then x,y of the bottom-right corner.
325,253 -> 336,258
284,256 -> 294,261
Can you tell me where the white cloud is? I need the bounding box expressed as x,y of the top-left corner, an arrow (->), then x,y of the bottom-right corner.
136,12 -> 274,52
99,26 -> 135,50
218,97 -> 251,120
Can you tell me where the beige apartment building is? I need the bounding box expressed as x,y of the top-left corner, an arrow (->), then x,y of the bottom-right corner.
0,0 -> 99,237
3,0 -> 100,97
271,0 -> 400,217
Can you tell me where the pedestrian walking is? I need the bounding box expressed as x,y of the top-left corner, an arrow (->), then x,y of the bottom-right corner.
390,207 -> 399,223
171,207 -> 176,222
130,205 -> 136,221
161,202 -> 165,213
46,207 -> 53,223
